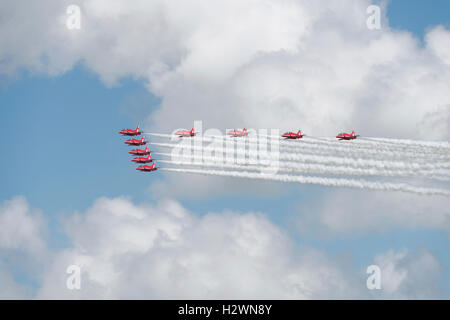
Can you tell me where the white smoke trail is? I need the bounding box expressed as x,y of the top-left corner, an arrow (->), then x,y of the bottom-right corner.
151,142 -> 450,171
144,132 -> 177,139
300,136 -> 450,157
156,154 -> 450,182
160,168 -> 450,196
145,131 -> 449,153
269,137 -> 449,162
151,132 -> 450,162
262,133 -> 429,153
217,133 -> 435,161
361,137 -> 450,149
144,131 -> 450,161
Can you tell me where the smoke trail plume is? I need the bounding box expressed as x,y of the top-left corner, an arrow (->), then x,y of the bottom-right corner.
160,168 -> 450,196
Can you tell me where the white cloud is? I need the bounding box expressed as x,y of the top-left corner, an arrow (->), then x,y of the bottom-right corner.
1,0 -> 449,139
39,196 -> 363,299
0,196 -> 47,254
0,196 -> 445,299
149,171 -> 287,199
0,261 -> 33,299
1,0 -> 449,197
427,25 -> 450,66
0,197 -> 49,299
296,190 -> 450,236
33,196 -> 443,299
0,0 -> 449,299
373,248 -> 443,299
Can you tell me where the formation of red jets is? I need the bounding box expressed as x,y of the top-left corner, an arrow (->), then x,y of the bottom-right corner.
119,125 -> 157,172
119,125 -> 360,172
223,128 -> 358,140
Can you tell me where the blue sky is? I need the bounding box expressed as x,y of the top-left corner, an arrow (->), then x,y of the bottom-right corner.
387,0 -> 450,38
0,0 -> 449,298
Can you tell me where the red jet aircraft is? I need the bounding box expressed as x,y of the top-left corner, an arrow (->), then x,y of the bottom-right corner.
336,131 -> 359,140
131,154 -> 153,164
129,146 -> 150,156
227,128 -> 248,137
174,128 -> 196,137
119,125 -> 142,136
136,163 -> 157,172
125,136 -> 147,146
282,130 -> 304,139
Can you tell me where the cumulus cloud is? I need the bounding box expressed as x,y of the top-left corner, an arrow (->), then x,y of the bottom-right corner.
427,25 -> 450,66
32,196 -> 442,299
296,190 -> 450,236
0,0 -> 448,299
0,196 -> 47,254
0,196 -> 445,299
373,248 -> 443,299
1,0 -> 449,140
0,261 -> 33,299
149,171 -> 287,199
37,196 -> 364,299
1,0 -> 449,197
0,197 -> 49,299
